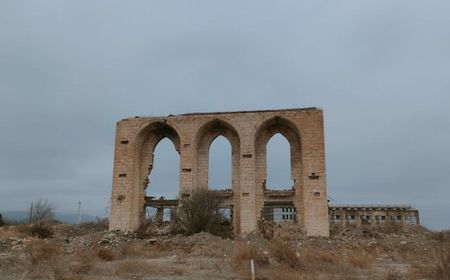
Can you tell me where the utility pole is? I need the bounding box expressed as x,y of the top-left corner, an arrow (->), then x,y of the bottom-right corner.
77,201 -> 82,224
29,202 -> 34,223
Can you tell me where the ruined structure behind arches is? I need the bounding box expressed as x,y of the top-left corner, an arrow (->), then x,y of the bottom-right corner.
109,108 -> 329,236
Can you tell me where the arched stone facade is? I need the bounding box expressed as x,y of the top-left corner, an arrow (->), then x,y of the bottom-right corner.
109,108 -> 329,236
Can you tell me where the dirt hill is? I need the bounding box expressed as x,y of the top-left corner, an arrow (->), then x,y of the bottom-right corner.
0,222 -> 448,280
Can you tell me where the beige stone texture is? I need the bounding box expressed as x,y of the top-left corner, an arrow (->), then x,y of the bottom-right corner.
109,108 -> 330,237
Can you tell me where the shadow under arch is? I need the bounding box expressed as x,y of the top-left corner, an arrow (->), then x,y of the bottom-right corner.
194,119 -> 241,192
254,116 -> 301,191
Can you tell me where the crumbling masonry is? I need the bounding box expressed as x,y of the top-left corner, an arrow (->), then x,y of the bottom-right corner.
109,108 -> 329,236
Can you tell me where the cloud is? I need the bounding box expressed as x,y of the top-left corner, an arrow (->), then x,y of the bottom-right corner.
0,0 -> 449,229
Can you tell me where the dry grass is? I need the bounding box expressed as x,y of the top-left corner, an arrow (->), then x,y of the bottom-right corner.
265,268 -> 304,280
97,248 -> 116,261
299,247 -> 340,269
378,221 -> 405,234
112,259 -> 163,276
430,231 -> 450,242
70,246 -> 97,274
28,239 -> 61,265
433,248 -> 450,280
268,238 -> 300,268
30,223 -> 54,239
232,242 -> 269,268
121,241 -> 147,258
347,251 -> 373,269
385,268 -> 404,280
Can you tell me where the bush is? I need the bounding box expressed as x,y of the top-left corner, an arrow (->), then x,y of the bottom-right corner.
268,238 -> 300,269
232,242 -> 269,267
135,216 -> 156,239
97,248 -> 116,261
30,224 -> 54,239
174,189 -> 228,236
28,240 -> 61,265
434,248 -> 450,280
30,199 -> 56,224
0,214 -> 4,227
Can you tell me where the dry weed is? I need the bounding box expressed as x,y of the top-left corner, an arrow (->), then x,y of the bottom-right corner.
97,248 -> 116,261
120,241 -> 148,258
265,268 -> 304,280
28,240 -> 61,265
69,246 -> 97,274
433,248 -> 450,280
297,247 -> 345,274
268,238 -> 300,268
430,231 -> 450,243
113,259 -> 160,276
347,251 -> 372,269
385,268 -> 404,280
232,242 -> 269,268
30,224 -> 54,239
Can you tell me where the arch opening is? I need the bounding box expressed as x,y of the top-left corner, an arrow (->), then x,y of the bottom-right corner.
266,133 -> 293,190
255,116 -> 301,225
195,119 -> 240,192
208,136 -> 232,191
135,122 -> 181,224
146,137 -> 179,199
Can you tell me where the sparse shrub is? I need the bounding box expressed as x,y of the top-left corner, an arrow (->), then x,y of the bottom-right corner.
113,260 -> 163,276
232,242 -> 269,267
258,218 -> 275,239
268,238 -> 300,268
30,223 -> 54,239
297,247 -> 341,273
97,248 -> 116,261
433,248 -> 450,280
135,216 -> 156,239
347,252 -> 372,269
173,189 -> 228,236
67,246 -> 96,275
380,221 -> 404,234
430,231 -> 450,243
30,199 -> 56,224
28,240 -> 61,266
121,241 -> 147,258
0,214 -> 5,227
385,268 -> 404,280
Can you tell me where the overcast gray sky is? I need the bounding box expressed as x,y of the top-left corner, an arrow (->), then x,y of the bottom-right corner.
1,1 -> 449,229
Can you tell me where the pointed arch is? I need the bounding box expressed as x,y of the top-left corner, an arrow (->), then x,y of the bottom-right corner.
131,121 -> 181,223
147,138 -> 180,198
194,119 -> 240,192
255,116 -> 301,191
208,135 -> 232,190
266,133 -> 292,189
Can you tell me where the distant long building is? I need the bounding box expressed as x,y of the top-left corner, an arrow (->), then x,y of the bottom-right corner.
328,204 -> 419,228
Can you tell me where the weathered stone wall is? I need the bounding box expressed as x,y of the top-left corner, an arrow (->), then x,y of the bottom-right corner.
109,108 -> 329,237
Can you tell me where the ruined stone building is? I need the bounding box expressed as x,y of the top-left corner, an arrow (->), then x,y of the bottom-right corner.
109,108 -> 420,237
109,108 -> 329,236
329,204 -> 419,228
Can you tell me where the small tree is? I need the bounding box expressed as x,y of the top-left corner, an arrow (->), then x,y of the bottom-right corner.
174,188 -> 226,235
31,199 -> 55,224
0,213 -> 5,226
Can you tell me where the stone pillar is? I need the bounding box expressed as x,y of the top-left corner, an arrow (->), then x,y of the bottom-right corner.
240,147 -> 257,234
300,112 -> 329,237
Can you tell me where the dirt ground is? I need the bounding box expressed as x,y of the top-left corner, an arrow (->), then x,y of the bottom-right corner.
0,222 -> 448,280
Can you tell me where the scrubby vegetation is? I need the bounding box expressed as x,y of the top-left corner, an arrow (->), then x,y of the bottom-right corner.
174,189 -> 230,236
0,221 -> 449,279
